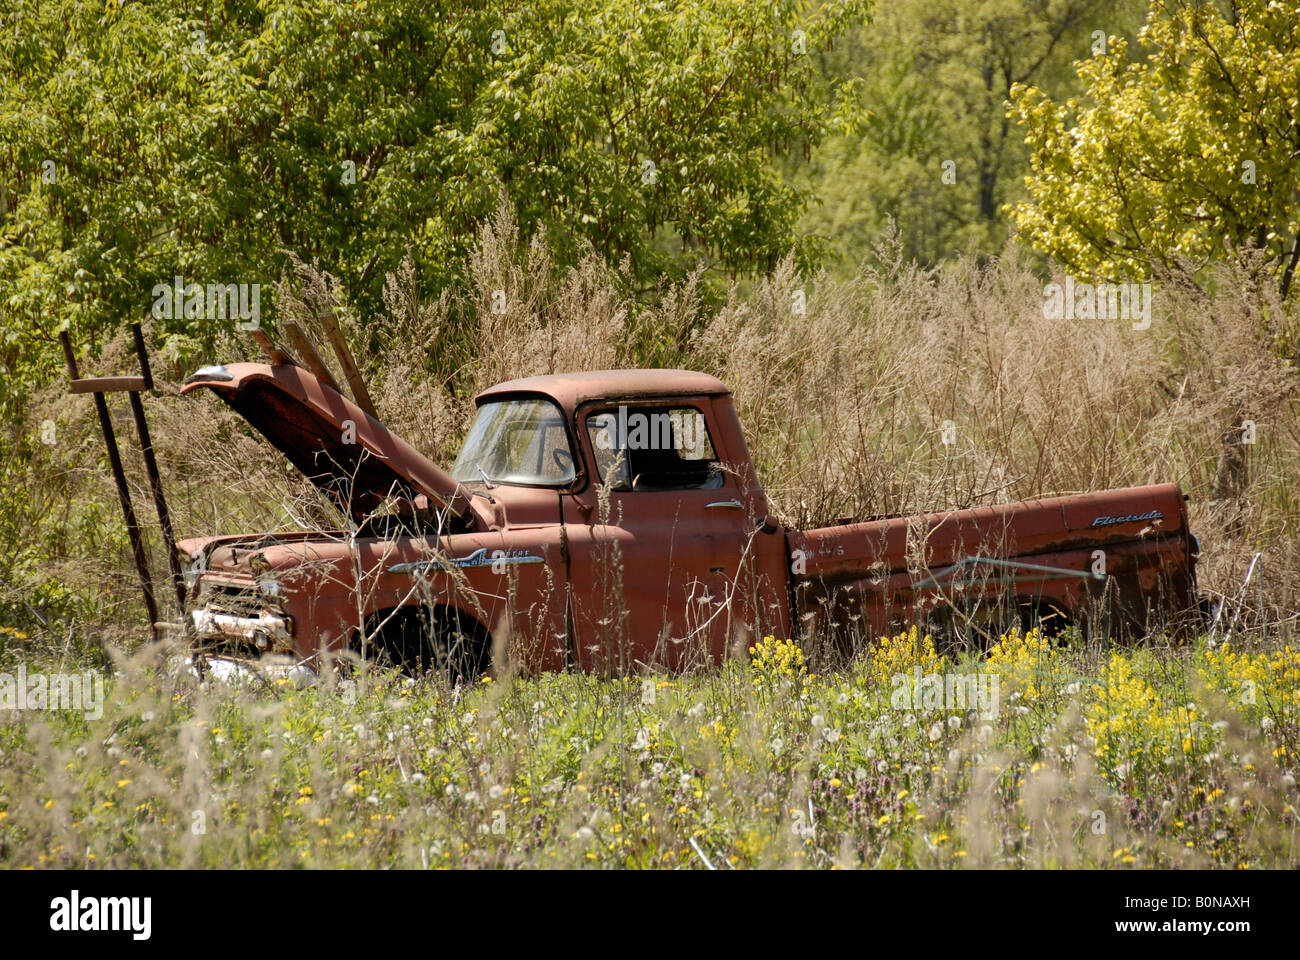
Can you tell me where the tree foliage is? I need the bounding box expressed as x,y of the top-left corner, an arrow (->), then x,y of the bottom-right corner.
1010,0 -> 1300,303
796,0 -> 1130,270
0,0 -> 866,384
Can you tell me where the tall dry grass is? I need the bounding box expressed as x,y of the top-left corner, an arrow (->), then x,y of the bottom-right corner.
346,207 -> 1298,626
7,204 -> 1299,652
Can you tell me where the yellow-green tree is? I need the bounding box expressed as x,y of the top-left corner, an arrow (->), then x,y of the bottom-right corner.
1011,0 -> 1300,304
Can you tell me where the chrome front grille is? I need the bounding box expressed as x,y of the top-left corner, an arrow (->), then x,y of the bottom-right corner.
189,579 -> 294,653
199,582 -> 267,617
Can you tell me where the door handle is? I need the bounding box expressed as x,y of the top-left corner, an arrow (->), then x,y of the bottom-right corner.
705,500 -> 744,510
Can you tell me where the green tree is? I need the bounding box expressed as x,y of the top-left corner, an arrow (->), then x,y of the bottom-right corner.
796,0 -> 1131,271
1010,0 -> 1300,303
1,0 -> 867,385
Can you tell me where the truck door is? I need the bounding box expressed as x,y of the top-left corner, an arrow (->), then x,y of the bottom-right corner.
564,400 -> 777,672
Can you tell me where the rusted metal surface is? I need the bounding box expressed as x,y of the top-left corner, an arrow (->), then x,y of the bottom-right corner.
175,364 -> 1203,673
479,369 -> 730,408
180,363 -> 471,519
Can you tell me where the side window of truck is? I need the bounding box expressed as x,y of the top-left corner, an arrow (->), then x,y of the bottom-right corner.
585,406 -> 724,491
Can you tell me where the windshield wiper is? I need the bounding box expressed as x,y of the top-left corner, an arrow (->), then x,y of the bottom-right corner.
477,466 -> 498,489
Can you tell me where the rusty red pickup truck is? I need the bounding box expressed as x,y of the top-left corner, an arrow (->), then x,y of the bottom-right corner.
175,363 -> 1203,678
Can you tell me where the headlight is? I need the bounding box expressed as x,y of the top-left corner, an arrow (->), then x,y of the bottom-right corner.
180,547 -> 206,586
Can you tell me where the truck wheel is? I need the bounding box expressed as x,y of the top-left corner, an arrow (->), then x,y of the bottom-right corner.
1025,601 -> 1072,639
961,598 -> 1071,650
356,606 -> 489,683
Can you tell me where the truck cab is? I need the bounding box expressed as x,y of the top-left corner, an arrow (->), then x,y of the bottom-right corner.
454,371 -> 793,672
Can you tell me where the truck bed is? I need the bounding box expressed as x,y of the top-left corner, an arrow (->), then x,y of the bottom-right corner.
787,483 -> 1198,643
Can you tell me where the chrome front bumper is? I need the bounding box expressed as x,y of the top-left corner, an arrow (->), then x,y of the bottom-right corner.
190,608 -> 293,652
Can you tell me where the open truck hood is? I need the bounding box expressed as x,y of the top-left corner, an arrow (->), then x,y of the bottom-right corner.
180,362 -> 472,521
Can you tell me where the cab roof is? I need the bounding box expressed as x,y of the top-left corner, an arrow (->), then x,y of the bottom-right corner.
476,369 -> 730,411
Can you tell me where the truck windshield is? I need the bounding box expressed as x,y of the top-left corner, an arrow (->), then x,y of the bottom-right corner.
451,397 -> 576,487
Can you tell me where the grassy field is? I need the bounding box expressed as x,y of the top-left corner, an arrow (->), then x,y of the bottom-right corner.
1,627 -> 1296,869
3,224 -> 1298,870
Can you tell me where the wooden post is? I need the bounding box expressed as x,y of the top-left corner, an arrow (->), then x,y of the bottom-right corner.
60,331 -> 160,644
283,321 -> 344,394
247,327 -> 296,366
318,309 -> 379,420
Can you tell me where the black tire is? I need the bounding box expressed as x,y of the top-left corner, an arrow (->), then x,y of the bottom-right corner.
356,606 -> 489,682
937,597 -> 1071,655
